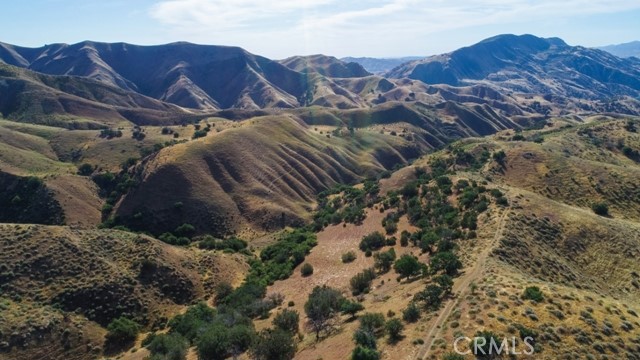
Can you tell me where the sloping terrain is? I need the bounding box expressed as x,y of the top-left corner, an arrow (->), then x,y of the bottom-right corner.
113,101 -> 526,237
387,34 -> 640,115
0,41 -> 313,110
0,63 -> 193,128
236,116 -> 640,360
0,224 -> 247,359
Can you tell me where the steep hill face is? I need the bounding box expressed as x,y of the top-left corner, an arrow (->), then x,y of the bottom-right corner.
0,41 -> 312,110
0,223 -> 247,359
0,63 -> 193,127
386,34 -> 640,102
279,55 -> 371,78
113,102 -> 523,237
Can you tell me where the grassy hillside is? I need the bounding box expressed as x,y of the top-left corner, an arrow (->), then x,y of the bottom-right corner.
0,63 -> 196,128
113,102 -> 525,237
0,224 -> 247,359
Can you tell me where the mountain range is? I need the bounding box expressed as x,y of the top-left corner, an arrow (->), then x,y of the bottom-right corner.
599,40 -> 640,58
2,33 -> 640,360
2,34 -> 640,124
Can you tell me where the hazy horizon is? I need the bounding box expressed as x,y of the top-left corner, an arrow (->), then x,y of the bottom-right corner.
2,0 -> 639,59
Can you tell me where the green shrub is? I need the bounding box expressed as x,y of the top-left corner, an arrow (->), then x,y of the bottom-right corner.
169,302 -> 217,341
147,333 -> 188,360
522,286 -> 544,302
106,317 -> 140,345
342,251 -> 357,263
359,231 -> 386,252
273,309 -> 300,334
350,268 -> 377,295
373,248 -> 396,274
592,202 -> 609,216
248,230 -> 317,285
300,263 -> 314,277
359,313 -> 386,335
385,318 -> 404,342
402,303 -> 421,323
471,331 -> 503,359
414,285 -> 443,311
384,318 -> 404,342
442,352 -> 465,360
77,163 -> 94,176
197,325 -> 230,359
429,251 -> 462,276
341,300 -> 365,318
305,285 -> 345,339
351,345 -> 380,360
251,328 -> 296,360
394,255 -> 421,280
174,223 -> 196,238
353,327 -> 377,349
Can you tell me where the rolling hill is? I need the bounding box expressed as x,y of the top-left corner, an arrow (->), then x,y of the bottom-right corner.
2,34 -> 640,360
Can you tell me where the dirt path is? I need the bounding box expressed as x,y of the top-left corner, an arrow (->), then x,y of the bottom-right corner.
415,204 -> 511,360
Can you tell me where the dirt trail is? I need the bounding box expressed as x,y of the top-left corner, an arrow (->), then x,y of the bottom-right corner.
415,204 -> 511,360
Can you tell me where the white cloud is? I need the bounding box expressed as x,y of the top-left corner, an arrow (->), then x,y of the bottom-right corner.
148,0 -> 640,57
150,0 -> 337,30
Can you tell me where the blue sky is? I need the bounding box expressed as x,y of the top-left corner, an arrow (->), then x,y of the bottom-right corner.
2,0 -> 639,58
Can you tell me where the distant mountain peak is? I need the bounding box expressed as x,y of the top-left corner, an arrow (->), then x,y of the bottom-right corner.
385,34 -> 640,98
279,54 -> 371,78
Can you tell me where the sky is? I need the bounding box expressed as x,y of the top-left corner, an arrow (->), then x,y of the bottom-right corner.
1,0 -> 639,59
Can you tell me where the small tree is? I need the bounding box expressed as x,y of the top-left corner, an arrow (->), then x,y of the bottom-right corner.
433,274 -> 454,295
228,325 -> 256,359
359,313 -> 386,336
522,286 -> 544,302
174,223 -> 196,238
493,150 -> 506,165
351,345 -> 380,360
197,325 -> 230,360
402,303 -> 421,323
394,255 -> 421,280
353,327 -> 377,348
273,309 -> 300,334
350,268 -> 376,295
429,251 -> 462,276
251,328 -> 297,360
592,202 -> 609,216
304,286 -> 344,339
300,263 -> 314,277
77,163 -> 94,176
146,333 -> 188,360
359,231 -> 386,252
341,300 -> 365,319
373,248 -> 396,274
414,285 -> 443,311
385,318 -> 404,343
214,281 -> 234,304
106,317 -> 140,346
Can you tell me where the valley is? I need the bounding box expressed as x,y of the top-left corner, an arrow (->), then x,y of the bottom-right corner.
0,33 -> 639,360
